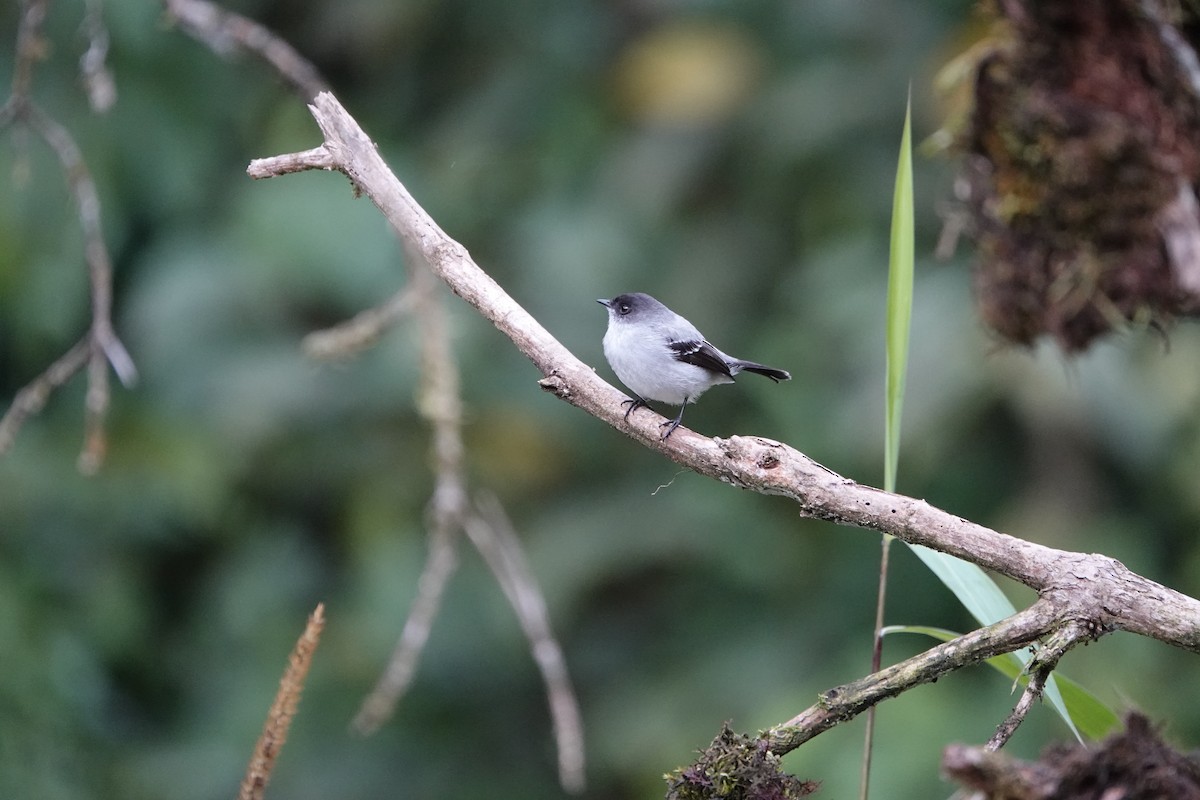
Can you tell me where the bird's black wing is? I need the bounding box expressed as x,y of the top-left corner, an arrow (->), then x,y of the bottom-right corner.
668,339 -> 733,377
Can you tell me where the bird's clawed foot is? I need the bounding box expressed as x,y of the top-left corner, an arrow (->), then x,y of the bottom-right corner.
659,408 -> 686,440
620,396 -> 686,441
621,396 -> 648,421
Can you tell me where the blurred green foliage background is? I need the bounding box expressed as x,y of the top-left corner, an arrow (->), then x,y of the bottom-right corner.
4,1 -> 1200,798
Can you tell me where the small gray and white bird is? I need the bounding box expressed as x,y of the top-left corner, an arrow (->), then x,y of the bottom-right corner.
597,292 -> 790,439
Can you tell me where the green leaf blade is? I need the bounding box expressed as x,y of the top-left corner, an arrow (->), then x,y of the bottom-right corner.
875,89 -> 1116,748
884,92 -> 915,495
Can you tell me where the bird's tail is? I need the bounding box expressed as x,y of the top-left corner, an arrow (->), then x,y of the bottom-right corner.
730,361 -> 791,383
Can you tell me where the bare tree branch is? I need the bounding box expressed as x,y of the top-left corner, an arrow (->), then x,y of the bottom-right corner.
80,0 -> 116,113
162,0 -> 328,100
351,522 -> 460,736
987,665 -> 1051,752
985,620 -> 1083,751
346,253 -> 585,791
248,92 -> 1200,755
466,494 -> 586,794
0,336 -> 90,454
350,260 -> 469,736
1,0 -> 136,472
303,285 -> 420,360
162,6 -> 585,787
8,0 -> 47,104
766,603 -> 1055,754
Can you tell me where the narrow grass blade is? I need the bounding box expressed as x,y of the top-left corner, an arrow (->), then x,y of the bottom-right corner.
884,91 -> 914,494
876,91 -> 1104,745
864,90 -> 918,800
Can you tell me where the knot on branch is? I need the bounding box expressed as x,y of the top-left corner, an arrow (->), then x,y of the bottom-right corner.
665,724 -> 820,800
537,373 -> 569,399
714,436 -> 795,490
1040,552 -> 1136,637
431,240 -> 470,269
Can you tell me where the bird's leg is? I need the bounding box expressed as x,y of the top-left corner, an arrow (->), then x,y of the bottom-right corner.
620,395 -> 649,421
660,405 -> 686,440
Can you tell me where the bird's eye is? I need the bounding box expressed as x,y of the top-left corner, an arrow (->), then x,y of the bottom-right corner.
618,303 -> 631,315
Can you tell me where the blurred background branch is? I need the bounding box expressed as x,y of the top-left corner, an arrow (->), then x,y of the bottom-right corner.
1,0 -> 135,473
161,6 -> 586,790
302,284 -> 419,360
162,0 -> 328,100
342,243 -> 586,793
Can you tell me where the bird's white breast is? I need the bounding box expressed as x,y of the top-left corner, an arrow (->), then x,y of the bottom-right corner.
603,320 -> 732,406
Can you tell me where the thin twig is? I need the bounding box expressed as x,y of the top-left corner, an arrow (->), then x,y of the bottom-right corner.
2,1 -> 136,470
0,336 -> 90,455
351,524 -> 460,735
162,0 -> 328,99
351,257 -> 469,734
344,247 -> 586,791
21,103 -> 137,472
985,619 -> 1088,751
240,603 -> 326,800
9,0 -> 48,103
80,0 -> 116,112
767,604 -> 1055,756
303,285 -> 420,360
246,146 -> 336,178
467,494 -> 586,794
199,11 -> 581,773
986,665 -> 1051,751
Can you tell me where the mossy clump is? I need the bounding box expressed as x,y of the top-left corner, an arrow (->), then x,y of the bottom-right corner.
664,724 -> 819,800
949,0 -> 1200,350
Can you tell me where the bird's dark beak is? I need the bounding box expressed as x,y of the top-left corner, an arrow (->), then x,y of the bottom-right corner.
597,298 -> 611,308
